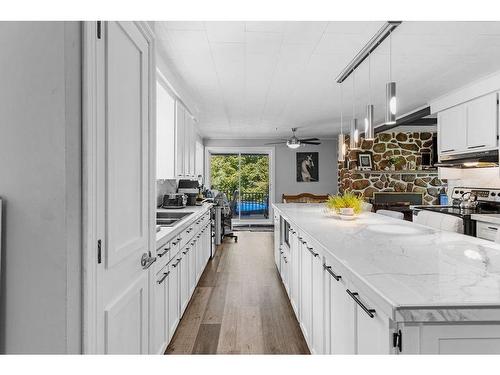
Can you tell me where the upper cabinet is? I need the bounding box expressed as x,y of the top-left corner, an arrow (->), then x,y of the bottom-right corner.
156,82 -> 176,179
438,92 -> 499,157
175,101 -> 201,178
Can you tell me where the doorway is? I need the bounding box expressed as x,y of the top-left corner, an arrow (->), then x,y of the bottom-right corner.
205,147 -> 274,226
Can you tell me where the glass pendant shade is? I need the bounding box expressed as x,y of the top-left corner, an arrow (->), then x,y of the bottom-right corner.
365,104 -> 374,140
350,118 -> 359,149
337,133 -> 346,161
385,81 -> 397,125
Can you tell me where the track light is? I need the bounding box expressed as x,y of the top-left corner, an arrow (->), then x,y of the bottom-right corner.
364,53 -> 375,140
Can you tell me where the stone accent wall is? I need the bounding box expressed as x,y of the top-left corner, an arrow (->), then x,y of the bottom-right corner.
338,131 -> 447,204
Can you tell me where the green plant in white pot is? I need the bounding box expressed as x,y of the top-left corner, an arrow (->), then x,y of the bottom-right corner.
326,192 -> 363,219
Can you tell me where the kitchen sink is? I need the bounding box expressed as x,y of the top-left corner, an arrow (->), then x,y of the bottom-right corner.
156,211 -> 193,227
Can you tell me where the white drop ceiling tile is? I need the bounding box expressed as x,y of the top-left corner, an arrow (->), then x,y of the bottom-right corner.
166,30 -> 209,52
245,21 -> 285,33
283,21 -> 328,44
245,32 -> 283,55
314,33 -> 373,56
205,21 -> 246,43
324,21 -> 384,35
162,21 -> 205,30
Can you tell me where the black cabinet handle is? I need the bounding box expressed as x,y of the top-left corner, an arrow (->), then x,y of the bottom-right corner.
323,264 -> 341,281
172,258 -> 181,267
488,226 -> 498,231
157,271 -> 170,284
157,246 -> 170,258
468,145 -> 486,149
307,246 -> 319,257
441,148 -> 455,153
346,289 -> 376,318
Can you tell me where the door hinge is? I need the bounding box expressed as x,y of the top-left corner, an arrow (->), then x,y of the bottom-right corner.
97,21 -> 102,39
393,330 -> 402,353
97,239 -> 102,264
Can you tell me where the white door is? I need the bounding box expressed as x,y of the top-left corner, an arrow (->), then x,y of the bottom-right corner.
466,93 -> 498,150
96,21 -> 153,354
189,237 -> 197,294
438,105 -> 466,154
291,232 -> 300,317
180,249 -> 189,314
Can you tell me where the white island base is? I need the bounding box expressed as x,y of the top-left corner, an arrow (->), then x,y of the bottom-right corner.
273,203 -> 500,354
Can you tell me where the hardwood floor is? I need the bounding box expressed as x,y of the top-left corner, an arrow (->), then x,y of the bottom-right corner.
166,231 -> 310,354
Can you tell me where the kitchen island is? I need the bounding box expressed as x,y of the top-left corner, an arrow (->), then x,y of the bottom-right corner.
273,203 -> 500,354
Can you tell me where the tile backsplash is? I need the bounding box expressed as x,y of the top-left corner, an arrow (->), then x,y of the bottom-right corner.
156,179 -> 177,207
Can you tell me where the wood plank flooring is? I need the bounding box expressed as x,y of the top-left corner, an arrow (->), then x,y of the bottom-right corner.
165,231 -> 310,354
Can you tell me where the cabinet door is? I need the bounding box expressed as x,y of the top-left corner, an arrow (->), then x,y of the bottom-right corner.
324,257 -> 356,354
189,237 -> 197,295
184,114 -> 192,176
290,232 -> 300,317
179,249 -> 189,315
168,257 -> 181,340
274,214 -> 281,270
354,291 -> 391,354
156,82 -> 176,179
439,105 -> 466,154
153,266 -> 169,354
311,249 -> 324,354
466,93 -> 498,150
189,121 -> 196,176
175,102 -> 185,177
300,242 -> 313,346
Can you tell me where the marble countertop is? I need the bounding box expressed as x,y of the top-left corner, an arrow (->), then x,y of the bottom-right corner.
156,203 -> 212,248
471,214 -> 500,226
273,203 -> 500,312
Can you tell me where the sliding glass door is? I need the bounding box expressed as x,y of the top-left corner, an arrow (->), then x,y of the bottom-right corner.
209,151 -> 271,224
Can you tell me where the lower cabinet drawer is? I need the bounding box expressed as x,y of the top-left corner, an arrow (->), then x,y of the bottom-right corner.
477,221 -> 500,241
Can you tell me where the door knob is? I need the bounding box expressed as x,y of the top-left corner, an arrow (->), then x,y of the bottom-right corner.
141,253 -> 156,269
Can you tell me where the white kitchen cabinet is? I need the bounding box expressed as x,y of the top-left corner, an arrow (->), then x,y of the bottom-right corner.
156,82 -> 176,179
168,256 -> 181,341
402,324 -> 500,354
175,101 -> 185,178
273,213 -> 281,271
354,290 -> 392,354
299,236 -> 313,346
323,255 -> 356,354
179,248 -> 189,315
153,264 -> 170,354
188,238 -> 197,296
184,114 -> 192,177
466,92 -> 498,150
195,140 -> 204,178
290,230 -> 300,317
438,92 -> 498,157
438,104 -> 466,154
311,246 -> 324,354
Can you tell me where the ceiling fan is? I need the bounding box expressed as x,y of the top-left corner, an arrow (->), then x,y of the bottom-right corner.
266,128 -> 321,149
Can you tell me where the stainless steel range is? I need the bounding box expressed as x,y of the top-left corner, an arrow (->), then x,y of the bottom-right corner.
412,187 -> 500,236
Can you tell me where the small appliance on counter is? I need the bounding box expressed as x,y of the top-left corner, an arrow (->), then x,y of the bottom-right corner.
177,179 -> 200,206
161,193 -> 186,209
412,187 -> 500,236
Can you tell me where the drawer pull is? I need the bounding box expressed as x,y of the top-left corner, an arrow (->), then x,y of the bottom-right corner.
346,289 -> 376,318
307,246 -> 319,257
157,246 -> 170,257
468,145 -> 486,149
441,148 -> 455,153
157,271 -> 170,284
172,258 -> 181,267
323,264 -> 341,281
487,226 -> 498,231
172,240 -> 178,246
298,237 -> 303,240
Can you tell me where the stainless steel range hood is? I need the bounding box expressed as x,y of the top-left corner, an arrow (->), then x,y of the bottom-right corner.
434,149 -> 499,168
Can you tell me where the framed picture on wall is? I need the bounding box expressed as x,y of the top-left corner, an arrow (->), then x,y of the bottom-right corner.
296,152 -> 319,182
357,152 -> 373,171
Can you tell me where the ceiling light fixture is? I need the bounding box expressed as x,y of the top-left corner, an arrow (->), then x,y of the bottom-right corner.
350,70 -> 359,150
385,29 -> 397,125
338,83 -> 346,161
365,52 -> 375,140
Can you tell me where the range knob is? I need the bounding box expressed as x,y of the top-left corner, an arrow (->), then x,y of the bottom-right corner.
491,192 -> 496,197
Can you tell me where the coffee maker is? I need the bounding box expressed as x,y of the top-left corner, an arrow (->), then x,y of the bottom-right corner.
177,179 -> 200,206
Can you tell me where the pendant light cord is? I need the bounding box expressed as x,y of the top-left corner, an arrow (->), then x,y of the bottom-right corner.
340,84 -> 343,134
368,52 -> 371,104
389,29 -> 392,81
352,70 -> 355,118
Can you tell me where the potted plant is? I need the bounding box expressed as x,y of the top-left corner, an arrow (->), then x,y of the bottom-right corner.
326,192 -> 364,219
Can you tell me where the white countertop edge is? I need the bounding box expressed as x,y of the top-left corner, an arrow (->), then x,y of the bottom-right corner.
156,203 -> 213,249
471,214 -> 500,226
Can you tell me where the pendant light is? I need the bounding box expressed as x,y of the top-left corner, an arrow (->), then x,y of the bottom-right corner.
364,53 -> 375,140
337,83 -> 346,162
350,70 -> 359,150
385,29 -> 397,125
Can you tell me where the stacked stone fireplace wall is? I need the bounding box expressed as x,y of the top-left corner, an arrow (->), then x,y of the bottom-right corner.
338,131 -> 446,205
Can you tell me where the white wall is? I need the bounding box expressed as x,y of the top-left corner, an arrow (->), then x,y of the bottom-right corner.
0,22 -> 81,353
440,167 -> 500,199
204,138 -> 338,202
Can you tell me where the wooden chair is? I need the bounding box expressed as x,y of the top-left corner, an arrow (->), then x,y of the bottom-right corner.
282,193 -> 329,204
